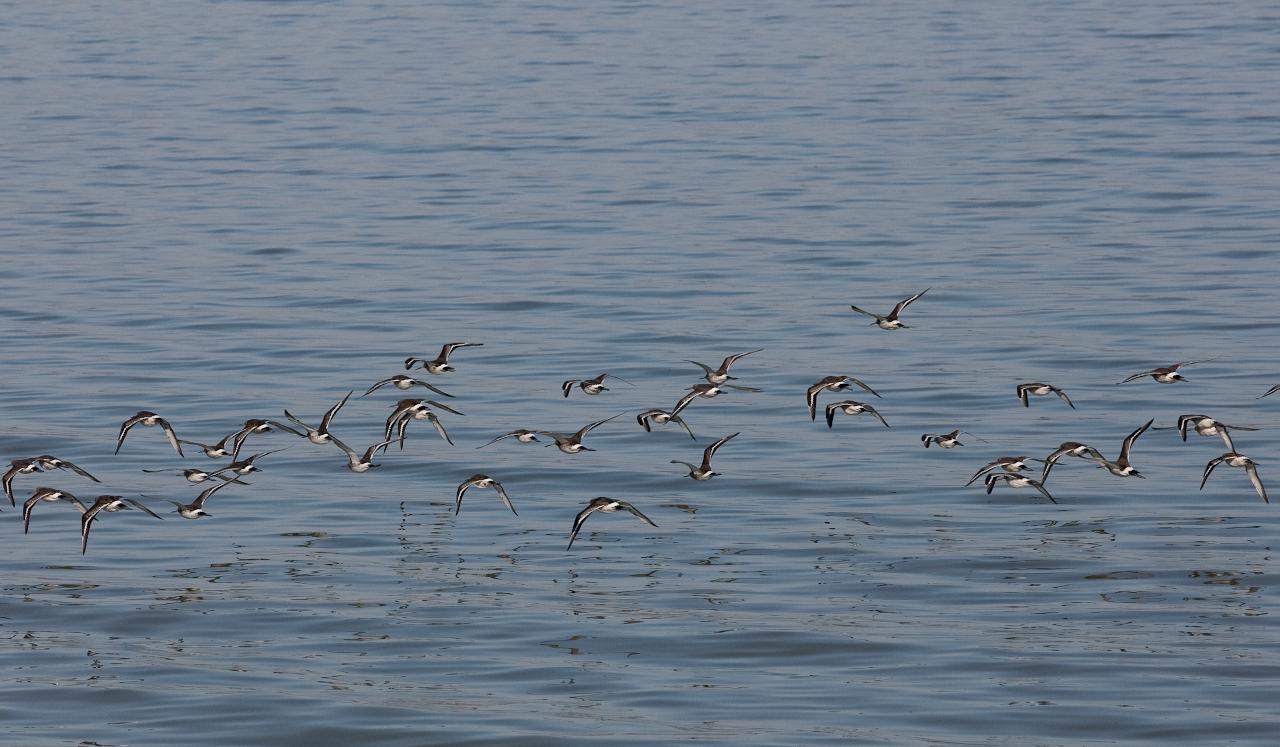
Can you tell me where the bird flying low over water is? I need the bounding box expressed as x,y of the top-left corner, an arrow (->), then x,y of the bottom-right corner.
561,372 -> 635,398
1117,361 -> 1207,385
329,435 -> 394,473
966,456 -> 1034,486
161,479 -> 237,519
636,408 -> 696,440
541,413 -> 624,454
825,400 -> 890,429
116,411 -> 184,457
1091,418 -> 1155,477
362,374 -> 454,399
921,430 -> 963,448
405,342 -> 483,375
23,487 -> 88,534
671,432 -> 739,480
984,472 -> 1057,504
1165,414 -> 1258,453
455,474 -> 517,516
849,288 -> 929,329
566,497 -> 658,550
476,429 -> 541,448
1201,452 -> 1268,504
80,495 -> 164,555
1017,383 -> 1074,409
686,349 -> 764,386
228,418 -> 305,460
1040,442 -> 1104,482
176,433 -> 237,459
285,391 -> 353,445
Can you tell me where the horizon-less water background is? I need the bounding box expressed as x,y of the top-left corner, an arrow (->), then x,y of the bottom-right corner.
2,1 -> 1279,744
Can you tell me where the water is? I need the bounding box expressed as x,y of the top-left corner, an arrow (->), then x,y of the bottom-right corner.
2,1 -> 1279,744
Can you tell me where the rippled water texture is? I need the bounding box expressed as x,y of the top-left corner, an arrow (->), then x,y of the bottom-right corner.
2,1 -> 1279,744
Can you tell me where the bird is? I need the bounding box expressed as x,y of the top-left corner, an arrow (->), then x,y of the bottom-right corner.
162,479 -> 237,519
686,349 -> 765,388
140,466 -> 248,484
30,455 -> 100,484
80,495 -> 164,554
361,374 -> 454,398
1170,414 -> 1257,452
4,458 -> 44,507
284,391 -> 353,445
670,384 -> 726,418
1258,384 -> 1280,399
966,456 -> 1035,486
224,448 -> 287,477
825,400 -> 890,429
1201,452 -> 1268,504
670,432 -> 739,480
476,429 -> 542,448
329,435 -> 394,472
1016,383 -> 1074,409
1040,442 -> 1105,482
22,487 -> 88,534
115,411 -> 184,457
849,288 -> 929,329
455,474 -> 517,516
1091,418 -> 1155,477
541,413 -> 624,454
566,497 -> 658,550
228,418 -> 305,460
983,473 -> 1057,504
383,398 -> 463,448
404,342 -> 483,375
807,375 -> 881,421
561,372 -> 635,398
921,430 -> 963,448
636,408 -> 696,439
175,433 -> 237,459
1117,361 -> 1207,384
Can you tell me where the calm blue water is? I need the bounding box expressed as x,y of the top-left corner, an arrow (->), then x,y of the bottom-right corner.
2,1 -> 1279,744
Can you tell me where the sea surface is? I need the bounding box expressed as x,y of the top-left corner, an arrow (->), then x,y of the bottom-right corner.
2,1 -> 1279,745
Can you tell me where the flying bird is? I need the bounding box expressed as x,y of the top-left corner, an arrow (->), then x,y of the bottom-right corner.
566,497 -> 658,550
849,288 -> 929,329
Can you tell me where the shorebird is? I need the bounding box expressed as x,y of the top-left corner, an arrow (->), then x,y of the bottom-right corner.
1117,361 -> 1207,384
921,430 -> 963,448
825,400 -> 890,429
1091,418 -> 1155,477
686,349 -> 763,385
671,432 -> 739,480
225,448 -> 287,477
284,391 -> 352,445
984,473 -> 1057,504
541,413 -> 624,454
329,435 -> 394,472
361,374 -> 454,398
383,398 -> 464,448
163,479 -> 236,519
476,429 -> 541,448
115,411 -> 184,457
3,458 -> 41,506
1040,442 -> 1105,482
966,456 -> 1035,486
30,455 -> 100,484
1258,384 -> 1280,399
1017,383 -> 1075,409
1201,452 -> 1268,504
228,418 -> 305,460
404,342 -> 483,375
636,408 -> 696,439
80,495 -> 163,554
455,474 -> 517,516
566,497 -> 658,550
561,372 -> 635,398
141,466 -> 248,485
1167,414 -> 1258,452
22,487 -> 88,534
807,375 -> 881,420
672,383 -> 726,417
849,288 -> 929,330
175,433 -> 237,459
